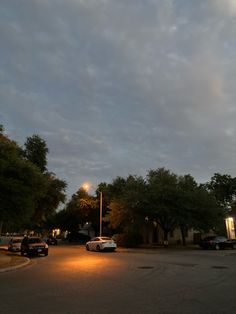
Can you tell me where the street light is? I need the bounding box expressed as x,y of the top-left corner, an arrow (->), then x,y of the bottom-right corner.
82,183 -> 103,237
99,191 -> 102,237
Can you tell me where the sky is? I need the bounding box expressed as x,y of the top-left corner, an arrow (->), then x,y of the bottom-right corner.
1,0 -> 236,198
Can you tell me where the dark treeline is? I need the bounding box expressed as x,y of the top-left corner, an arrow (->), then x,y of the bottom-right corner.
53,170 -> 236,247
1,124 -> 236,246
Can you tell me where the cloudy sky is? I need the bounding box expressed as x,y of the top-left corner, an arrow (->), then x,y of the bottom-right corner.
1,0 -> 236,197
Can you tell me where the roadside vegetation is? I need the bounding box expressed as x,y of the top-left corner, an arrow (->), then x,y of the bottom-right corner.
54,170 -> 235,247
1,124 -> 236,246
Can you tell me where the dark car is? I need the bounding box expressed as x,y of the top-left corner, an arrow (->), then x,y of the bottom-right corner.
199,235 -> 236,250
67,232 -> 91,243
21,236 -> 48,256
45,236 -> 58,246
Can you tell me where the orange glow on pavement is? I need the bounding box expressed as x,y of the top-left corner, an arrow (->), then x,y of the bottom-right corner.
61,254 -> 121,273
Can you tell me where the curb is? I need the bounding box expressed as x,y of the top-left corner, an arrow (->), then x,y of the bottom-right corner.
0,248 -> 31,273
0,257 -> 30,273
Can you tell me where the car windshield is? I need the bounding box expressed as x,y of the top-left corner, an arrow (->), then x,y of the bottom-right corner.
216,236 -> 227,241
28,237 -> 42,244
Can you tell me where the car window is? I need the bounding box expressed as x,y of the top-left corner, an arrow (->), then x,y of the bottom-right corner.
216,236 -> 227,241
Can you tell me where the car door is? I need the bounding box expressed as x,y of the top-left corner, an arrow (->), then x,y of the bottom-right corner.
92,238 -> 99,251
89,238 -> 96,251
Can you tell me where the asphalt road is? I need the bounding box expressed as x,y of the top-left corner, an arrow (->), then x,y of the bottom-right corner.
1,245 -> 236,314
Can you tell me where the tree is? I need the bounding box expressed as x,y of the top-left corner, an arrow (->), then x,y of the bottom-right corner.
192,185 -> 223,233
101,168 -> 227,247
207,173 -> 236,213
146,168 -> 179,246
104,175 -> 147,246
0,132 -> 46,233
175,175 -> 221,245
31,172 -> 67,230
24,135 -> 49,172
175,175 -> 198,245
106,199 -> 129,230
62,187 -> 98,234
22,135 -> 67,231
0,127 -> 67,233
106,176 -> 145,229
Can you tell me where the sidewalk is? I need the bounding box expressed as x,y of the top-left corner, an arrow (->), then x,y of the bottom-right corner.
0,247 -> 30,273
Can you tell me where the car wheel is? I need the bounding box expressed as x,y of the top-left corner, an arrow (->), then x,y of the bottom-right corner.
44,251 -> 48,256
215,244 -> 220,250
232,243 -> 236,250
96,245 -> 101,252
86,244 -> 90,251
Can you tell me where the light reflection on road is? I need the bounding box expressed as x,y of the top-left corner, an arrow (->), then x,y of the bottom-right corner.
61,254 -> 121,273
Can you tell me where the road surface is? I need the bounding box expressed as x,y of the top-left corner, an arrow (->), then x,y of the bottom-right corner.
1,245 -> 236,314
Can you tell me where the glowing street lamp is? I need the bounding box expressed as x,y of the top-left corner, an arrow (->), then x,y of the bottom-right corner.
82,183 -> 90,192
82,183 -> 103,237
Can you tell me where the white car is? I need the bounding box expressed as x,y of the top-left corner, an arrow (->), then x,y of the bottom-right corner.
8,237 -> 23,252
86,236 -> 117,252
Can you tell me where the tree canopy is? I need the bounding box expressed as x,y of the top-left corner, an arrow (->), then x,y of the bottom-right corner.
24,134 -> 49,172
0,132 -> 46,232
2,123 -> 230,245
0,126 -> 67,233
207,173 -> 236,214
103,168 -> 222,246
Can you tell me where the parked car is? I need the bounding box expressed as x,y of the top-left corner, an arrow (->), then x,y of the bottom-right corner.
199,235 -> 236,250
21,236 -> 48,256
86,236 -> 117,252
45,236 -> 58,245
8,237 -> 23,252
67,232 -> 91,243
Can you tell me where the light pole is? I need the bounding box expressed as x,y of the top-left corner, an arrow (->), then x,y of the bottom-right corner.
82,183 -> 103,237
99,191 -> 102,237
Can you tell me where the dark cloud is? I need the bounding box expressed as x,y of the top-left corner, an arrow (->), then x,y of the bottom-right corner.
1,0 -> 236,196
